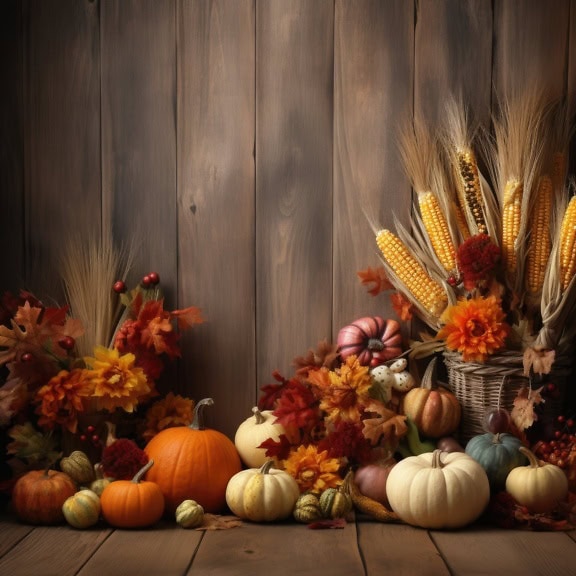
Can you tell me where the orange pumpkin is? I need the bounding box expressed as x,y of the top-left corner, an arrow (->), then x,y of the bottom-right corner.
144,398 -> 242,514
401,358 -> 461,438
11,468 -> 77,525
100,459 -> 164,528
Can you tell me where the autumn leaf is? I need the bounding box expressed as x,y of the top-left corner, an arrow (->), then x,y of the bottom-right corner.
171,306 -> 204,329
195,514 -> 243,531
522,347 -> 556,376
258,434 -> 293,461
511,386 -> 545,431
390,291 -> 413,322
357,267 -> 393,296
307,518 -> 347,529
362,400 -> 407,446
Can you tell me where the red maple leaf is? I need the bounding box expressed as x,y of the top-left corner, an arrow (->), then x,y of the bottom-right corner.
273,379 -> 320,433
258,434 -> 293,461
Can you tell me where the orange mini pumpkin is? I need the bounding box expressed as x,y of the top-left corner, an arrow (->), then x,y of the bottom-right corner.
401,358 -> 461,439
144,398 -> 242,514
12,468 -> 77,525
100,459 -> 164,528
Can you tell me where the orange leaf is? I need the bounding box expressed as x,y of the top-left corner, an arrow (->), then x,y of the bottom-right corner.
511,386 -> 544,431
390,292 -> 413,322
522,347 -> 555,376
195,514 -> 242,531
357,267 -> 393,296
171,306 -> 204,330
362,400 -> 407,446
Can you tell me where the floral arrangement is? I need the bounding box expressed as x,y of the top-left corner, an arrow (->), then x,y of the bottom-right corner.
255,340 -> 412,494
359,90 -> 576,376
0,234 -> 202,487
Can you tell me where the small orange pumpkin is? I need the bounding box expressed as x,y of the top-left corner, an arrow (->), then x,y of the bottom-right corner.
144,398 -> 242,514
100,459 -> 164,528
401,358 -> 461,439
11,467 -> 77,525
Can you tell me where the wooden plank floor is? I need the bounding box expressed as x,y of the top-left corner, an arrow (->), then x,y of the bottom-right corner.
1,514 -> 575,576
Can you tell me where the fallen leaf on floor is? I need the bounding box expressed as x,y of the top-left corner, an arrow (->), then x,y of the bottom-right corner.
307,518 -> 346,530
195,514 -> 243,530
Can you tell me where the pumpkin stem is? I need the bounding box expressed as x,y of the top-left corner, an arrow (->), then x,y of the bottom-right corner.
259,460 -> 275,475
492,433 -> 503,444
252,406 -> 265,425
191,398 -> 214,430
431,449 -> 444,469
518,446 -> 539,468
367,338 -> 384,351
132,459 -> 155,483
421,357 -> 437,390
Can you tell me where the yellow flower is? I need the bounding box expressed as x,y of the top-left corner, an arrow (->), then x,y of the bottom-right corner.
319,355 -> 372,424
282,444 -> 341,493
83,346 -> 151,413
142,392 -> 195,441
437,295 -> 510,362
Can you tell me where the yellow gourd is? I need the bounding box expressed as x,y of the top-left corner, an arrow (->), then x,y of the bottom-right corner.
62,489 -> 101,529
175,499 -> 205,528
505,447 -> 569,513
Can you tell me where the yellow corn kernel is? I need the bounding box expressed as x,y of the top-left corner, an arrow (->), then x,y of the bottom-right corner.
376,229 -> 447,317
526,175 -> 552,295
559,196 -> 576,291
452,201 -> 471,241
501,178 -> 523,273
418,192 -> 456,273
456,148 -> 487,235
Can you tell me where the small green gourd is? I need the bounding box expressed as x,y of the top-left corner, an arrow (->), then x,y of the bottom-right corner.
293,492 -> 323,523
175,499 -> 205,528
319,486 -> 353,519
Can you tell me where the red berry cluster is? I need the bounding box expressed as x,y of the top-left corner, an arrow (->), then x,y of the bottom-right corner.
112,271 -> 160,294
78,424 -> 101,447
532,414 -> 576,470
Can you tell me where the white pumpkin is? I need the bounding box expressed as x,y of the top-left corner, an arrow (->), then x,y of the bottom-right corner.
505,446 -> 569,513
234,407 -> 286,468
386,449 -> 490,529
225,460 -> 300,522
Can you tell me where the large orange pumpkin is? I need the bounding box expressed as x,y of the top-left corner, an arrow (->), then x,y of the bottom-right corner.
401,358 -> 461,438
11,468 -> 77,525
144,398 -> 242,514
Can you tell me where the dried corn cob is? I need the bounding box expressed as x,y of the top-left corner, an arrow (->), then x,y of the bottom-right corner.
456,148 -> 487,235
376,229 -> 447,318
501,178 -> 523,273
559,196 -> 576,291
345,471 -> 399,523
418,192 -> 456,273
526,175 -> 552,295
551,151 -> 567,192
452,200 -> 471,241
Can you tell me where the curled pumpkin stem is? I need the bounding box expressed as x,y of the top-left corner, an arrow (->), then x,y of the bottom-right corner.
344,470 -> 400,523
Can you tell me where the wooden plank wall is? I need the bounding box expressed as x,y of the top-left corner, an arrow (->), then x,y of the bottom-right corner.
0,0 -> 575,438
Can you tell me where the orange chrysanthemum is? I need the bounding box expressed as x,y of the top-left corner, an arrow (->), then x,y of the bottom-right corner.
82,346 -> 151,413
142,392 -> 195,441
282,444 -> 341,493
319,355 -> 371,424
437,295 -> 510,362
36,368 -> 92,433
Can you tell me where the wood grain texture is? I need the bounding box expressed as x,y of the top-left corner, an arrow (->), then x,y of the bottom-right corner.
358,522 -> 450,575
0,517 -> 34,558
333,0 -> 415,330
493,0 -> 570,104
0,524 -> 111,576
77,522 -> 203,576
24,0 -> 101,301
0,0 -> 24,292
256,0 -> 334,387
101,0 -> 177,305
431,526 -> 576,576
189,521 -> 364,575
176,0 -> 256,436
415,0 -> 492,128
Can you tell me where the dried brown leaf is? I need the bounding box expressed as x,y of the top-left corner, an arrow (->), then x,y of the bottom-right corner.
195,514 -> 243,531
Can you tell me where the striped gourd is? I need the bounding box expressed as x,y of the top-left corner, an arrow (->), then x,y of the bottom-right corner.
559,196 -> 576,291
456,148 -> 487,235
526,175 -> 552,295
501,178 -> 523,273
376,229 -> 447,318
418,192 -> 456,273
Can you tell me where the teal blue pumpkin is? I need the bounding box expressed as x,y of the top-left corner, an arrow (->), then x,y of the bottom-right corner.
465,433 -> 527,490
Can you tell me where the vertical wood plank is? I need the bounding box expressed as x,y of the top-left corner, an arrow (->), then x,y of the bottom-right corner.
177,0 -> 256,437
415,0 -> 493,128
493,0 -> 570,103
256,0 -> 334,387
0,0 -> 24,293
333,0 -> 415,330
24,0 -> 101,301
101,0 -> 177,305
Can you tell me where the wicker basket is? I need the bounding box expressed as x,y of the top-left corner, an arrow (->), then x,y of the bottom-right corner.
442,350 -> 569,443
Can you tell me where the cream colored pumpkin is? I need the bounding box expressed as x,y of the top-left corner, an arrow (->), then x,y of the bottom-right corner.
505,447 -> 569,513
225,460 -> 300,522
386,449 -> 490,529
175,499 -> 205,528
234,407 -> 286,468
